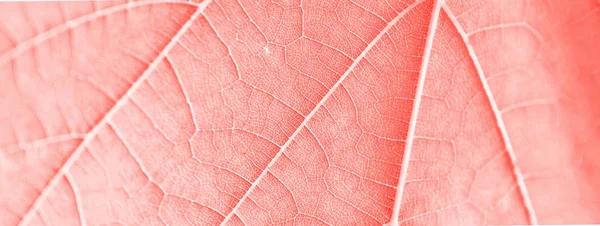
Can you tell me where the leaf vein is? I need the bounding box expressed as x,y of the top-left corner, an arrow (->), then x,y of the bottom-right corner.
0,0 -> 203,66
220,0 -> 428,224
386,0 -> 444,225
16,2 -> 213,225
442,4 -> 539,225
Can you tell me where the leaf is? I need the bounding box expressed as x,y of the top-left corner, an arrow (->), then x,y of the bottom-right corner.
1,0 -> 599,225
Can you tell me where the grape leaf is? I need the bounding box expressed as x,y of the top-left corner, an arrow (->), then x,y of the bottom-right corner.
1,0 -> 599,225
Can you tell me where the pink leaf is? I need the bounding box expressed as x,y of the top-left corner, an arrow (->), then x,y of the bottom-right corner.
1,0 -> 599,225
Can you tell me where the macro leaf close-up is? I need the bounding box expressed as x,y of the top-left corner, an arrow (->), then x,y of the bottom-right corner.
1,0 -> 599,225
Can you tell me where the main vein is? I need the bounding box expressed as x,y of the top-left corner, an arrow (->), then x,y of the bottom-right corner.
442,4 -> 538,225
17,1 -> 213,225
219,0 -> 426,224
385,0 -> 444,225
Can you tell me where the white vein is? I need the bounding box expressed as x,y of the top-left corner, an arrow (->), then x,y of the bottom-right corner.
465,22 -> 543,43
385,0 -> 444,225
442,4 -> 539,225
65,172 -> 86,226
0,133 -> 85,154
219,0 -> 427,224
500,98 -> 558,114
17,1 -> 213,225
0,0 -> 203,67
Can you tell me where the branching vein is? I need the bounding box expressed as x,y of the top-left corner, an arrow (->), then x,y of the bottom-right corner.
16,1 -> 213,225
442,4 -> 539,225
0,0 -> 204,67
220,0 -> 427,224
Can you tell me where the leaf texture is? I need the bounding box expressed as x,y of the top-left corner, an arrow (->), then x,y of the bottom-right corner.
0,0 -> 599,225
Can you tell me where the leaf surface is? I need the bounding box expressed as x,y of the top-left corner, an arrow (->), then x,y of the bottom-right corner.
0,0 -> 599,225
